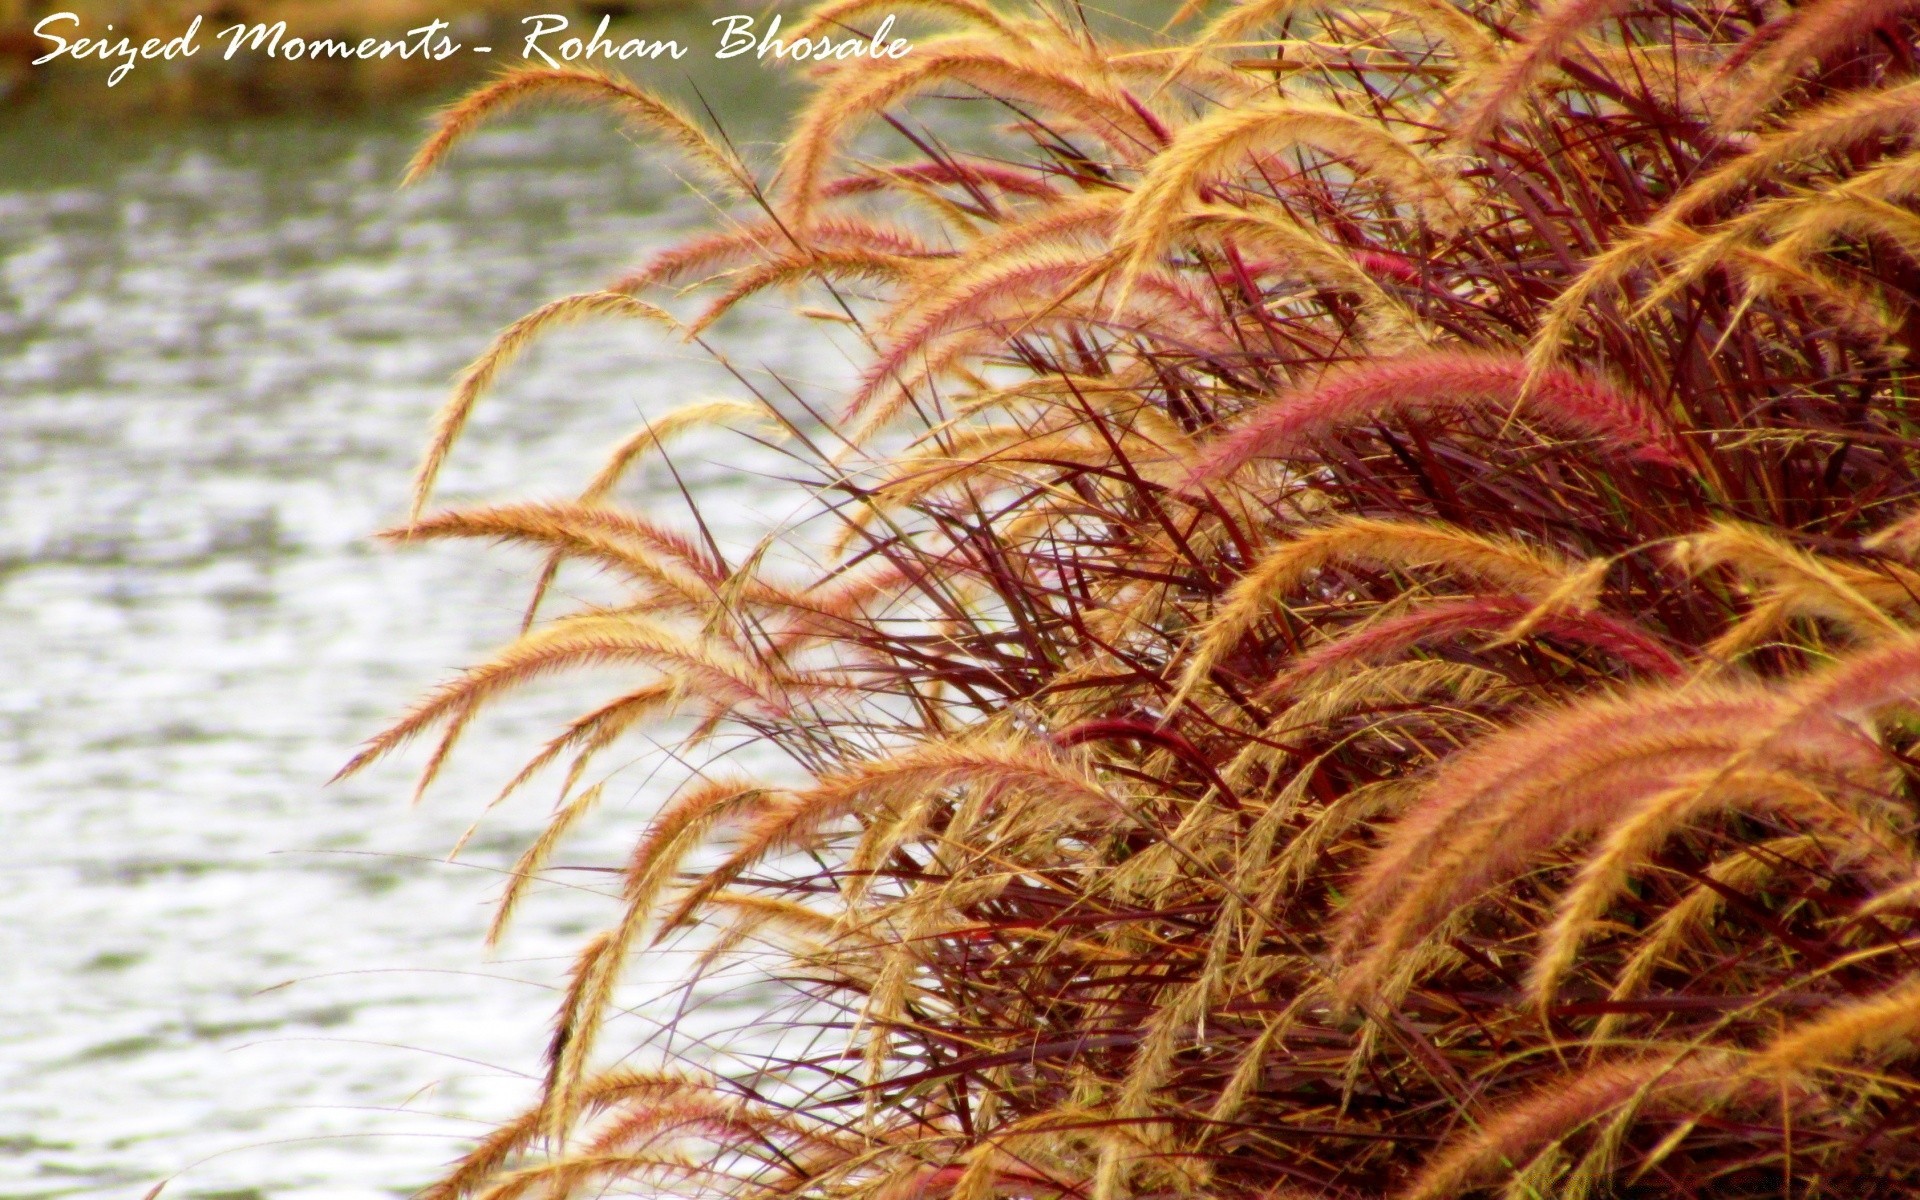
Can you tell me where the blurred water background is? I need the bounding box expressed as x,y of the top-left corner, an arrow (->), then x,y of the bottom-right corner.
0,29 -> 839,1197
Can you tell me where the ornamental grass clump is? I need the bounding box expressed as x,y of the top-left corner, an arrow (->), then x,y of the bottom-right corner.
354,0 -> 1920,1194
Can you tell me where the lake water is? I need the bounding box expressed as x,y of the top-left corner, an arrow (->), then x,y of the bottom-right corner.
0,66 -> 848,1199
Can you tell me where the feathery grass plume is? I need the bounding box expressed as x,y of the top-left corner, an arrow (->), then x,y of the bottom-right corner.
406,66 -> 755,195
1524,766 -> 1907,1005
1865,501 -> 1920,558
1339,674 -> 1900,1004
1108,45 -> 1270,106
389,502 -> 726,607
488,782 -> 608,947
654,737 -> 1118,936
1395,1055 -> 1734,1200
580,1082 -> 869,1170
1159,0 -> 1494,105
409,293 -> 675,521
419,1070 -> 720,1200
580,402 -> 777,507
779,36 -> 1159,229
1626,211 -> 1818,316
842,247 -> 1120,430
1445,0 -> 1638,145
1745,976 -> 1920,1078
1701,560 -> 1826,648
1851,863 -> 1920,921
541,929 -> 623,1146
887,192 -> 1123,325
834,167 -> 990,235
690,893 -> 845,969
510,402 -> 782,627
1491,553 -> 1615,640
1160,0 -> 1319,74
1631,167 -> 1920,333
1332,684 -> 1784,956
1590,833 -> 1843,1044
465,1154 -> 706,1200
1717,0 -> 1920,131
1111,97 -> 1458,303
1522,220 -> 1705,378
1671,520 -> 1910,639
1187,351 -> 1688,482
614,217 -> 943,295
1266,659 -> 1516,733
497,684 -> 679,810
1338,741 -> 1775,1003
1783,630 -> 1920,724
1172,515 -> 1588,709
867,429 -> 1146,516
684,246 -> 930,336
1173,201 -> 1434,345
1255,781 -> 1420,900
335,613 -> 787,784
831,158 -> 1065,204
536,864 -> 767,1156
1261,593 -> 1687,697
622,777 -> 776,931
1768,190 -> 1920,268
1719,237 -> 1910,344
1374,0 -> 1502,62
1658,79 -> 1920,224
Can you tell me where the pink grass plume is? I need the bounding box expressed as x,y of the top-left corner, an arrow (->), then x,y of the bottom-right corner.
1186,351 -> 1688,485
1264,594 -> 1687,698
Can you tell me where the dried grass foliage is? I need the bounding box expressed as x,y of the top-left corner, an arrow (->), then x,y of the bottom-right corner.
361,2 -> 1920,1196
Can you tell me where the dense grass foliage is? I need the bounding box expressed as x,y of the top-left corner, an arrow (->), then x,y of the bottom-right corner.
358,1 -> 1920,1195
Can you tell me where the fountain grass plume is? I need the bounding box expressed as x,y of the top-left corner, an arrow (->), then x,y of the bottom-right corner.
406,66 -> 755,194
1257,592 -> 1687,696
1185,351 -> 1689,482
406,293 -> 674,523
1716,0 -> 1920,129
1445,0 -> 1638,145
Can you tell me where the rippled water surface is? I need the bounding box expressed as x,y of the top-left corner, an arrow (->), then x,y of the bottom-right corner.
1,81 -> 841,1198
